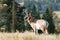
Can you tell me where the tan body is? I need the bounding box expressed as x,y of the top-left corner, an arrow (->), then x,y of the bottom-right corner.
25,12 -> 49,34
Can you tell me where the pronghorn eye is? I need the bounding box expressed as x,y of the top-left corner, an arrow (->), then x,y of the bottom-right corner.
25,17 -> 28,19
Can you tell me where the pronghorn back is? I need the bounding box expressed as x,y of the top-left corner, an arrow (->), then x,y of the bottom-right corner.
36,19 -> 49,27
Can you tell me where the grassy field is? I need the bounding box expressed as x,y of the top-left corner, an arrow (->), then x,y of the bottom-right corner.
0,31 -> 60,40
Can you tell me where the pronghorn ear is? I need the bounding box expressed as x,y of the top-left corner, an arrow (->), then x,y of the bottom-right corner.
28,12 -> 31,17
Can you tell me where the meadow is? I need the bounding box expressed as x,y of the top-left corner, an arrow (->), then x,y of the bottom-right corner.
0,31 -> 60,40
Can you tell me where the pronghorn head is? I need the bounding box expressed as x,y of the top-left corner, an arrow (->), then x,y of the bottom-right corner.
24,12 -> 33,23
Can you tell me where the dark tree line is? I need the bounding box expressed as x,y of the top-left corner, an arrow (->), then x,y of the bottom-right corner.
43,6 -> 55,33
0,0 -> 55,33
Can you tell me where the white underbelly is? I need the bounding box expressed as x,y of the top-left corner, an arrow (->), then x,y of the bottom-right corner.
34,23 -> 41,29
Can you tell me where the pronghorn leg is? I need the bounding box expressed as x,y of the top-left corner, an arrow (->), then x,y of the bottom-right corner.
34,27 -> 38,34
40,26 -> 48,34
41,29 -> 45,34
32,27 -> 36,34
41,27 -> 46,34
45,28 -> 48,34
33,25 -> 38,34
35,29 -> 38,34
42,27 -> 48,34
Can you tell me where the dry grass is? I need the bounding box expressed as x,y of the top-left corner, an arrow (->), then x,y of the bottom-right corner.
0,31 -> 60,40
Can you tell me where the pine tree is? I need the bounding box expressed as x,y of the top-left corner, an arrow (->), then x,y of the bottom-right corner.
43,6 -> 55,33
0,0 -> 12,32
31,4 -> 40,20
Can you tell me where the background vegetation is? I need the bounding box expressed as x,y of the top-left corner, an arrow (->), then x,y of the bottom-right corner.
0,0 -> 60,34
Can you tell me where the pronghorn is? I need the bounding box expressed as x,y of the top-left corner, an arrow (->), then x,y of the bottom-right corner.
24,12 -> 49,34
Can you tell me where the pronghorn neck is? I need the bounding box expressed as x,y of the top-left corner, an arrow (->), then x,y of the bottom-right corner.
27,19 -> 35,32
27,18 -> 36,24
27,18 -> 35,29
27,19 -> 34,24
